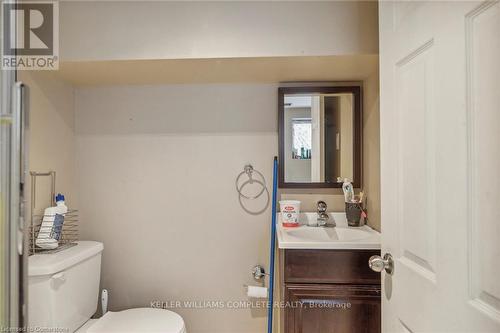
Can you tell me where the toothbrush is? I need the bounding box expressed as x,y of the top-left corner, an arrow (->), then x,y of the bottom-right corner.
360,194 -> 368,220
342,179 -> 354,202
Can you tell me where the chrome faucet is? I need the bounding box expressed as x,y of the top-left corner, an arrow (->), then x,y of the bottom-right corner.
317,201 -> 335,227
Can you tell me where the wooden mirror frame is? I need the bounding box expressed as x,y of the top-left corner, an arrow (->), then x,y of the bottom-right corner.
278,85 -> 362,189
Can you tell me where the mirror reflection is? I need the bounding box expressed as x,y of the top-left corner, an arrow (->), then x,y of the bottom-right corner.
282,91 -> 357,185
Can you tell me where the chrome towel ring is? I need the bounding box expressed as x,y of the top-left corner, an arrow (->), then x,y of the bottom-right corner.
236,165 -> 266,199
236,164 -> 269,215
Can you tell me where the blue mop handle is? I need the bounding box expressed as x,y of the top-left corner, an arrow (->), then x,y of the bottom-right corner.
267,156 -> 278,333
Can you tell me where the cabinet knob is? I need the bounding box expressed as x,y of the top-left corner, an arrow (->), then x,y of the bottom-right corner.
369,253 -> 394,275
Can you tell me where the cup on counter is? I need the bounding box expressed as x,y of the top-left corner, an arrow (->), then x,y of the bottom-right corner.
279,200 -> 301,227
345,202 -> 363,227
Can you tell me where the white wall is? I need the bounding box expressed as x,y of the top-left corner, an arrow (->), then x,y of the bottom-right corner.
75,84 -> 278,333
60,1 -> 379,61
75,84 -> 276,135
20,71 -> 77,215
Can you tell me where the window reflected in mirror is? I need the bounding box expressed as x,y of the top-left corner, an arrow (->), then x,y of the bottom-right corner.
291,117 -> 312,160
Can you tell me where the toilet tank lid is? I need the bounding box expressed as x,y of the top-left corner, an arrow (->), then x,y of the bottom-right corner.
29,241 -> 104,277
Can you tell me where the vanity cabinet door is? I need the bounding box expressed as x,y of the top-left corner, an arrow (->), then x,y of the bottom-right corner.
285,250 -> 380,284
284,284 -> 381,333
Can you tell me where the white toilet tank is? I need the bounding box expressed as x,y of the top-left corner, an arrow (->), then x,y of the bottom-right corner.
28,241 -> 104,332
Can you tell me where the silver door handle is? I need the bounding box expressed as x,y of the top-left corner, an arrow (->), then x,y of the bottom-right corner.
369,253 -> 394,274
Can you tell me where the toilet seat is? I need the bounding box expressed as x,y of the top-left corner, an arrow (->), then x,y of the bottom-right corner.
85,308 -> 186,333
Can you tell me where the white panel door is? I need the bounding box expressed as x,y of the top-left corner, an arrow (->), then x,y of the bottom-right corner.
379,1 -> 500,332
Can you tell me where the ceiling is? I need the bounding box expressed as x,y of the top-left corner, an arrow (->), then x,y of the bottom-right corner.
55,55 -> 379,87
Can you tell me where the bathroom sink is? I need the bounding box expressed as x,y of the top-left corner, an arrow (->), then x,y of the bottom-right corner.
286,227 -> 372,242
277,212 -> 380,250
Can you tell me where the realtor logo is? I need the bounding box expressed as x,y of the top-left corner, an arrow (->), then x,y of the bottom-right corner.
2,1 -> 59,70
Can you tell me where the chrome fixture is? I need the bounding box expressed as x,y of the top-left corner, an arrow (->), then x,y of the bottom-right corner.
369,253 -> 394,275
251,265 -> 268,280
236,165 -> 267,200
316,201 -> 335,227
235,164 -> 270,215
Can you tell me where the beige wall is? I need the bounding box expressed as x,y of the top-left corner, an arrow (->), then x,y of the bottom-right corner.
362,70 -> 381,231
75,84 -> 278,333
340,94 -> 354,179
60,1 -> 378,61
20,71 -> 77,216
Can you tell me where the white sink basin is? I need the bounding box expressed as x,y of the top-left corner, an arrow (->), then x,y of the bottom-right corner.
286,227 -> 373,242
277,212 -> 380,250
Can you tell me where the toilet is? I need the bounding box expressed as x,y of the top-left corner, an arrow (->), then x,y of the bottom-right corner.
28,241 -> 186,333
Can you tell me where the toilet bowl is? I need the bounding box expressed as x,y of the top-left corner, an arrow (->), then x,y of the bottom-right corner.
28,241 -> 186,333
76,308 -> 186,333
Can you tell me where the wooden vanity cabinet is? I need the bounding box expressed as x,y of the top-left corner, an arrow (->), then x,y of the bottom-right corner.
282,249 -> 381,333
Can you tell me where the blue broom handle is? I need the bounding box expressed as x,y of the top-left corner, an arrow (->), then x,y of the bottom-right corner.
267,156 -> 278,333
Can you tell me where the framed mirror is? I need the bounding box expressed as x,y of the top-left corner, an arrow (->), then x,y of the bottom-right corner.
278,85 -> 362,188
